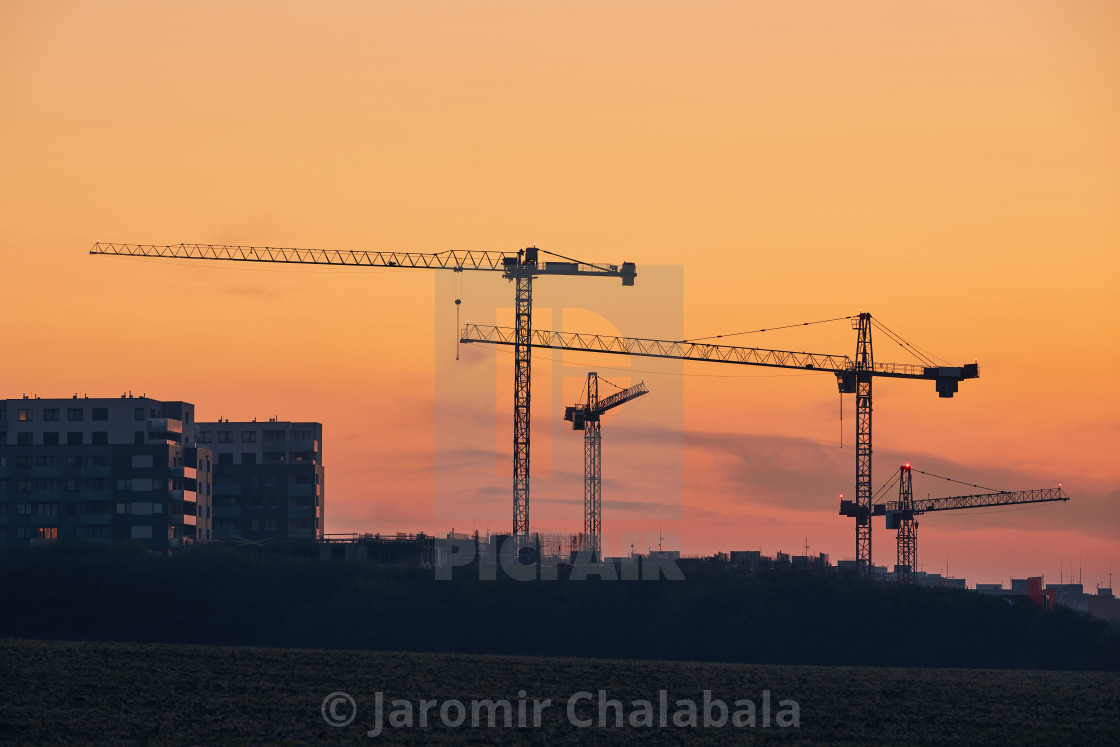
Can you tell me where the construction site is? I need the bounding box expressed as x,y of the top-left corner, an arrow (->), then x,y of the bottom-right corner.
80,242 -> 1075,588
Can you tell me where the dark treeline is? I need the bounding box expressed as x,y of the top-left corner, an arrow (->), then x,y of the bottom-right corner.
1,543 -> 1117,670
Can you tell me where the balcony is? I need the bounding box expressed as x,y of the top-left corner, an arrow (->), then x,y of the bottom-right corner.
79,489 -> 112,501
287,439 -> 319,455
80,514 -> 112,525
288,505 -> 315,518
213,484 -> 243,497
213,506 -> 242,518
289,483 -> 314,497
80,465 -> 112,478
31,467 -> 63,478
147,418 -> 183,442
169,514 -> 197,526
262,439 -> 319,454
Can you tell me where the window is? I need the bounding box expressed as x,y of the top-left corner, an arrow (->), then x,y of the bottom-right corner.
17,408 -> 33,422
43,432 -> 59,446
92,432 -> 109,445
199,431 -> 212,443
16,456 -> 30,468
66,480 -> 78,492
85,455 -> 109,467
35,456 -> 57,468
67,408 -> 84,421
92,408 -> 109,421
36,527 -> 58,540
15,527 -> 31,539
293,430 -> 312,441
33,479 -> 59,491
17,432 -> 32,446
67,432 -> 83,446
135,431 -> 145,445
134,407 -> 145,421
241,431 -> 257,443
16,503 -> 32,515
65,456 -> 81,468
44,408 -> 60,421
218,431 -> 233,443
35,503 -> 59,515
264,430 -> 285,441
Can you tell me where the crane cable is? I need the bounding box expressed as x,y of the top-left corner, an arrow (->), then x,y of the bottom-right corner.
909,467 -> 1002,494
869,317 -> 950,367
679,315 -> 855,344
871,472 -> 903,505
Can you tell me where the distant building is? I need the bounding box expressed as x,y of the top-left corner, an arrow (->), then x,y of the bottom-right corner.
0,395 -> 212,553
198,418 -> 324,542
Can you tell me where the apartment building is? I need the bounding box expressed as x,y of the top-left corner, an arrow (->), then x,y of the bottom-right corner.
198,418 -> 324,541
0,395 -> 212,553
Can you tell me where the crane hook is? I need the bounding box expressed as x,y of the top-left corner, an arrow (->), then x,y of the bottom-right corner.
455,298 -> 462,360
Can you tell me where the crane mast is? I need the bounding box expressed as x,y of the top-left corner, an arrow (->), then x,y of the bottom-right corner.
564,373 -> 649,561
91,242 -> 636,548
462,314 -> 978,577
879,464 -> 1069,583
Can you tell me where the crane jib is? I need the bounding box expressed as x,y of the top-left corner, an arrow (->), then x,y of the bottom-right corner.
90,242 -> 636,282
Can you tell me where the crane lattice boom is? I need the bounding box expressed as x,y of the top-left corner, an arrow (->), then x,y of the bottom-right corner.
461,323 -> 977,383
91,242 -> 635,279
884,487 -> 1068,515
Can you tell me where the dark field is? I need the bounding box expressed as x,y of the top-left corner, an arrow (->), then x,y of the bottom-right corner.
1,638 -> 1117,745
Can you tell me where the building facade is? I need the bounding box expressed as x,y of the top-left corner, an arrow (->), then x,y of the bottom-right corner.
0,395 -> 212,553
198,418 -> 324,542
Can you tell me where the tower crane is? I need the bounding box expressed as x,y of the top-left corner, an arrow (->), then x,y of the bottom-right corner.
90,242 -> 636,547
876,464 -> 1069,584
460,313 -> 979,577
563,372 -> 649,562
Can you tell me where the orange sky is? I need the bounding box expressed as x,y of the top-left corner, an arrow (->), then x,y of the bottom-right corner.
2,1 -> 1117,587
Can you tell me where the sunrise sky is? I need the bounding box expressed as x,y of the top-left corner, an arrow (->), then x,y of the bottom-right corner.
2,1 -> 1117,586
